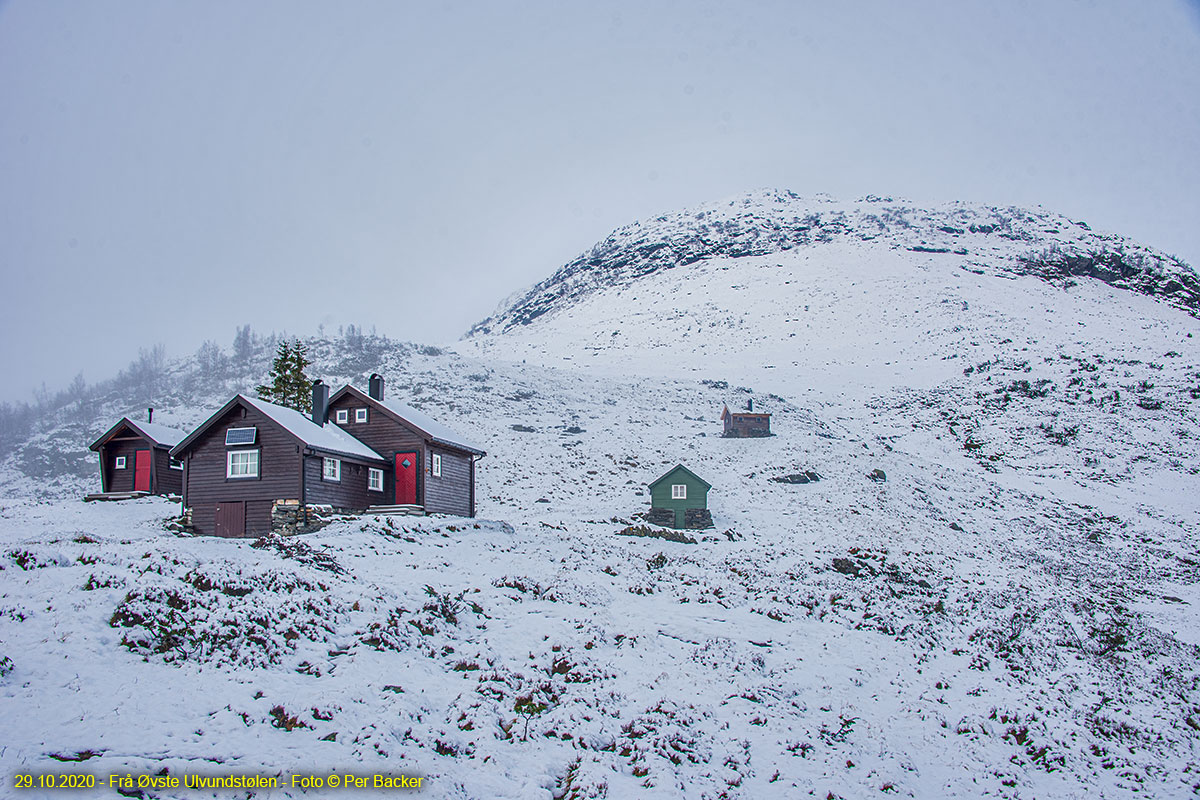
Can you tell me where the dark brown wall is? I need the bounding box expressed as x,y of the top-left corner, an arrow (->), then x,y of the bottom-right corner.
100,437 -> 149,493
424,446 -> 473,516
726,414 -> 771,438
327,393 -> 426,501
183,403 -> 301,537
302,454 -> 381,511
153,449 -> 183,495
326,391 -> 477,516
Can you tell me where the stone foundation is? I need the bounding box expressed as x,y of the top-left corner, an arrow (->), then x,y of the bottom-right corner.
646,507 -> 714,530
645,508 -> 675,527
271,501 -> 347,535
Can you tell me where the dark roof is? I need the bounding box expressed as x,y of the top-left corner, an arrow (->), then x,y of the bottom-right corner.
722,404 -> 770,420
89,417 -> 188,452
171,394 -> 385,462
329,385 -> 486,456
648,464 -> 712,490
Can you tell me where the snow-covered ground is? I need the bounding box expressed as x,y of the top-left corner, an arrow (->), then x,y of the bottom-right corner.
2,194 -> 1199,798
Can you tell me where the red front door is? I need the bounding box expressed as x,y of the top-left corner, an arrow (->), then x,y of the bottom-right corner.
134,450 -> 151,493
395,452 -> 418,505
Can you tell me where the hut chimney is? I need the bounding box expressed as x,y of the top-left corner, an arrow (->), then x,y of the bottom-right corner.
147,408 -> 154,423
368,373 -> 384,401
311,380 -> 329,426
747,399 -> 753,412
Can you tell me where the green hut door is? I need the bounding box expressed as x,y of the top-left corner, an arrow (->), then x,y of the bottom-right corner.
674,509 -> 685,528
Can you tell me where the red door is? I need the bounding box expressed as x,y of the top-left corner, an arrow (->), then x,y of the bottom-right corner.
395,452 -> 418,505
134,450 -> 151,492
215,501 -> 245,537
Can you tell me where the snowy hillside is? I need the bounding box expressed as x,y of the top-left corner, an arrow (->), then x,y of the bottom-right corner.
2,192 -> 1200,798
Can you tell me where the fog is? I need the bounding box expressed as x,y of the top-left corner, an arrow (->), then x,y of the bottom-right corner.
2,0 -> 1198,401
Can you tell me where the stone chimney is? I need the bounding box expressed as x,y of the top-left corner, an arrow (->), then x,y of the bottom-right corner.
311,380 -> 329,426
369,373 -> 384,401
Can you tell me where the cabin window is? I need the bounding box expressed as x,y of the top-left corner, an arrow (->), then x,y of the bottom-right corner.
114,456 -> 127,469
355,408 -> 368,423
227,450 -> 259,478
335,409 -> 349,424
169,458 -> 183,471
671,484 -> 687,500
368,468 -> 383,492
431,453 -> 442,477
323,457 -> 341,481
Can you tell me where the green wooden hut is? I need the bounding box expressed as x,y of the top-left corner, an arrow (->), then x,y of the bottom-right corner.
646,464 -> 713,529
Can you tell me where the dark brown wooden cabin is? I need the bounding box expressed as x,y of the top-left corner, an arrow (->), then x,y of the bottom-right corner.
327,374 -> 486,517
721,400 -> 772,438
88,412 -> 186,497
170,385 -> 386,537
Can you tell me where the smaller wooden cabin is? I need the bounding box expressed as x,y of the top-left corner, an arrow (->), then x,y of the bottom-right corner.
326,374 -> 486,517
88,411 -> 186,498
647,464 -> 713,530
721,400 -> 772,438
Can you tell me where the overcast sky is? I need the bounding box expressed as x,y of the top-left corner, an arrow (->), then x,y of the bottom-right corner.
2,0 -> 1198,402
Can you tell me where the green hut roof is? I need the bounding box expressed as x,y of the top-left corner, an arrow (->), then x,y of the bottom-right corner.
648,464 -> 712,490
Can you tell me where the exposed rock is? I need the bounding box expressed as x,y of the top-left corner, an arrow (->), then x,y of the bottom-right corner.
771,471 -> 822,484
832,558 -> 861,576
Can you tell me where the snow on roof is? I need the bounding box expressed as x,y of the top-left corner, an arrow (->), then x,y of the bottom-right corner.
377,396 -> 485,455
724,402 -> 769,416
238,395 -> 384,462
127,419 -> 188,448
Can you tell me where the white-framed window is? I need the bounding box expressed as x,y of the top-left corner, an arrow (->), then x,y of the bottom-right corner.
431,453 -> 442,477
335,409 -> 349,424
355,408 -> 368,423
114,456 -> 127,469
671,484 -> 687,500
169,458 -> 183,471
227,449 -> 259,478
323,457 -> 341,481
368,467 -> 383,492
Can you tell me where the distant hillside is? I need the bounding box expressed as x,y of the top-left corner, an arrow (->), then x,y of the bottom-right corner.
467,190 -> 1198,339
0,328 -> 441,496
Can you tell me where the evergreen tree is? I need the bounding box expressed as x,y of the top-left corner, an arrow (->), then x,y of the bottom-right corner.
255,339 -> 313,412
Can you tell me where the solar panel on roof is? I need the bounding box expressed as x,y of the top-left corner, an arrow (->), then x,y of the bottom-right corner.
225,427 -> 257,446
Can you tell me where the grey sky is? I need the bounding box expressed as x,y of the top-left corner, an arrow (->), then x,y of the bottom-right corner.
2,1 -> 1198,403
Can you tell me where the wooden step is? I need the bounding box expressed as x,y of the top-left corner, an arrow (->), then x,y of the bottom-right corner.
83,491 -> 149,502
365,504 -> 426,516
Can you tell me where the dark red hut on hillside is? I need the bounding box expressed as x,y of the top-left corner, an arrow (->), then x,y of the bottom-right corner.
721,400 -> 772,438
87,411 -> 186,499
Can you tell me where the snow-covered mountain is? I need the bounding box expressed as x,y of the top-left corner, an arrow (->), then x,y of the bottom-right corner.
470,190 -> 1198,338
2,191 -> 1199,798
